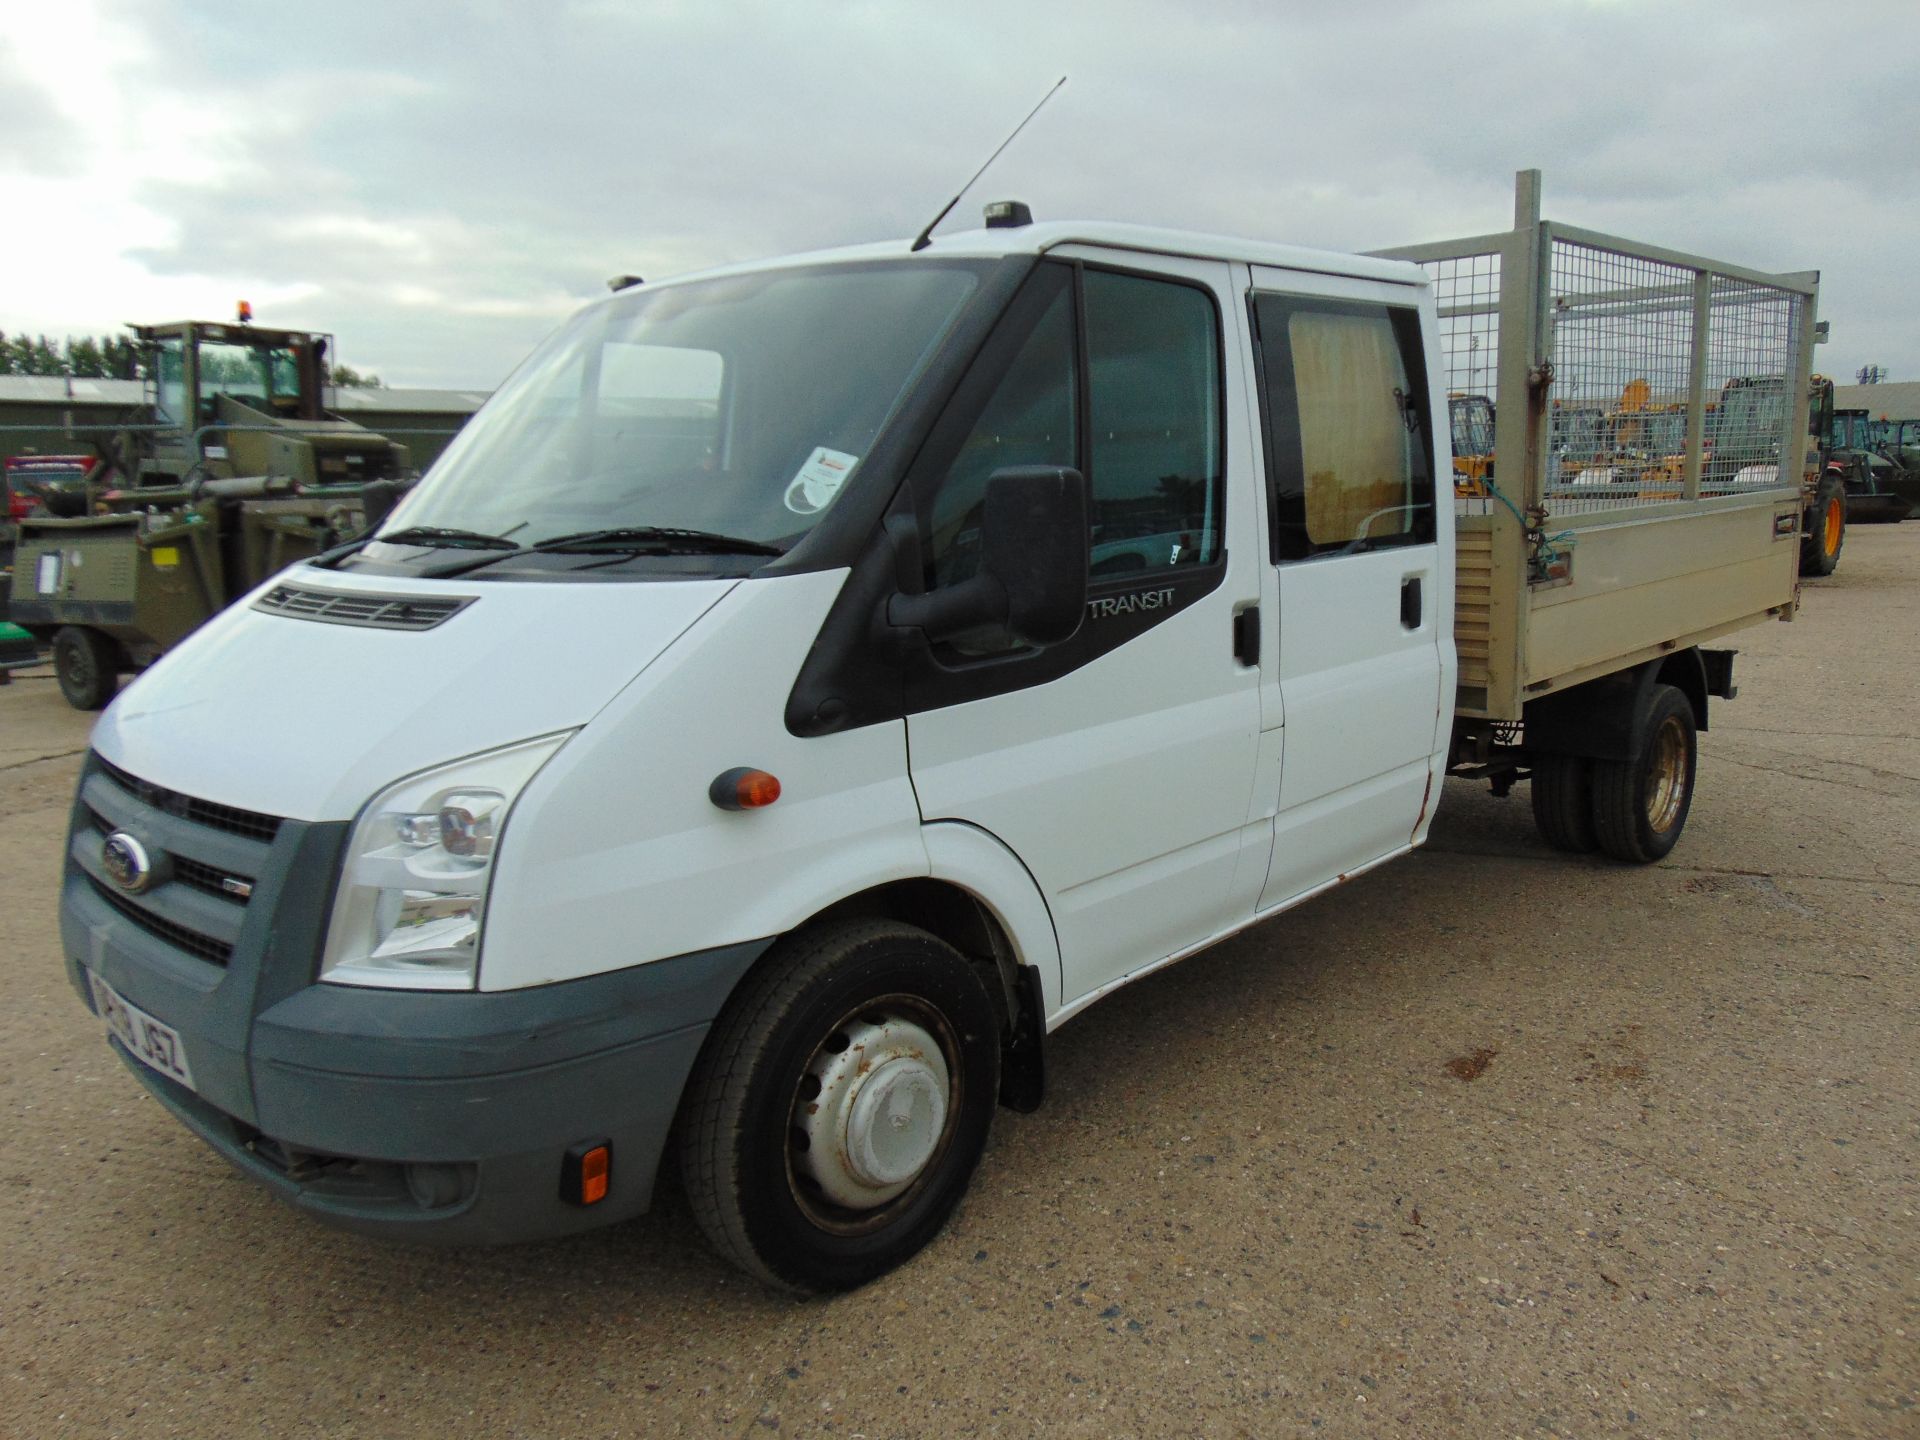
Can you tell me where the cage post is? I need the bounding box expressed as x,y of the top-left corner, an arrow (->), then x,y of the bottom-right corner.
1784,279 -> 1820,491
1683,270 -> 1712,502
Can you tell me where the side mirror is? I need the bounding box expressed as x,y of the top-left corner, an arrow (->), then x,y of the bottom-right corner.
888,465 -> 1088,648
358,478 -> 403,534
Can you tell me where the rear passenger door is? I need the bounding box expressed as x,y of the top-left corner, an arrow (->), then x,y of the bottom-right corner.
1246,269 -> 1451,909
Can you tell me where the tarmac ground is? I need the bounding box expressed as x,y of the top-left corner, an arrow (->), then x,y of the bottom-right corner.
1,526 -> 1916,1439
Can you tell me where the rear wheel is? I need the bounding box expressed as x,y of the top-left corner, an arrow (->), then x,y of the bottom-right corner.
1530,754 -> 1597,852
52,626 -> 119,710
1591,684 -> 1697,863
1800,473 -> 1845,576
678,919 -> 1000,1293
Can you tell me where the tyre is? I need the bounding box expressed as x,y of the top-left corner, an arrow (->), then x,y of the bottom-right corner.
1529,753 -> 1596,852
1591,684 -> 1696,864
52,626 -> 119,711
678,918 -> 1001,1293
1799,473 -> 1845,576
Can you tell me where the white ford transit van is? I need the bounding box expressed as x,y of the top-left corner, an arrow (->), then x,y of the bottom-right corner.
61,199 -> 1802,1291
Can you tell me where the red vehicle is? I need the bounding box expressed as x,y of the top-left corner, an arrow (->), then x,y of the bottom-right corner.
5,454 -> 98,520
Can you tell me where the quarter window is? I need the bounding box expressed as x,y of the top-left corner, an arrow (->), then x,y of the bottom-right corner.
927,277 -> 1077,589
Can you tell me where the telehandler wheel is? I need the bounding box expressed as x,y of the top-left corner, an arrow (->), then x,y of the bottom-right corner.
1799,473 -> 1845,577
1529,754 -> 1597,853
52,626 -> 120,711
1590,684 -> 1696,864
678,918 -> 1000,1293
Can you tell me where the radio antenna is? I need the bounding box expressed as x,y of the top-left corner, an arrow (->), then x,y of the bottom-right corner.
910,75 -> 1066,253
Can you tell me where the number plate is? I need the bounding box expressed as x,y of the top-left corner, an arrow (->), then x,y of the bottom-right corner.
89,972 -> 195,1091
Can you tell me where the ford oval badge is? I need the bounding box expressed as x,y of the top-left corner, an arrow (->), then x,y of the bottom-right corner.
102,832 -> 153,894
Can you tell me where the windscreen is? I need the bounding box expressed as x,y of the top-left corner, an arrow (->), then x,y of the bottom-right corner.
386,261 -> 983,551
198,343 -> 299,405
1719,383 -> 1787,452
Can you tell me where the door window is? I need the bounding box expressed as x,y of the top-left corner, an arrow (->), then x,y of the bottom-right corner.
155,340 -> 186,427
925,264 -> 1224,589
1084,269 -> 1223,577
1252,296 -> 1435,561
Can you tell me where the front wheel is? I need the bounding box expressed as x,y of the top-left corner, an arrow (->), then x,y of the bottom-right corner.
52,626 -> 119,710
1591,684 -> 1697,863
678,919 -> 1001,1293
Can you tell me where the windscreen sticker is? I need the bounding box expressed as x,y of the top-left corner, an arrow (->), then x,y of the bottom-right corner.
783,447 -> 860,515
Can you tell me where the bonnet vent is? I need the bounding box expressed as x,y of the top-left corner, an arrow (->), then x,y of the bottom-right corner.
253,584 -> 474,631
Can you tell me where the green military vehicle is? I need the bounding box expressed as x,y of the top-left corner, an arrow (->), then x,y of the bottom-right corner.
1828,409 -> 1916,524
6,319 -> 409,709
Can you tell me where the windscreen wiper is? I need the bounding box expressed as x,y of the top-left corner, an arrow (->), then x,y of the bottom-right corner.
528,527 -> 786,557
377,526 -> 524,551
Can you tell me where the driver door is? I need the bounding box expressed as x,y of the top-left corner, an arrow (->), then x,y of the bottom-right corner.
903,253 -> 1270,1004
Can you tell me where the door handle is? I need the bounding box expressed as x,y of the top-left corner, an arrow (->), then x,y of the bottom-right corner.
1233,604 -> 1260,666
1400,576 -> 1423,630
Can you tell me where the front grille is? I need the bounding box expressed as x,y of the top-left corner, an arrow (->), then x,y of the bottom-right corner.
254,583 -> 473,632
96,757 -> 281,843
79,757 -> 281,970
174,856 -> 253,903
86,875 -> 234,966
84,805 -> 253,905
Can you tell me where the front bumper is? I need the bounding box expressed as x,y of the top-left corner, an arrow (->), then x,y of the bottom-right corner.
62,753 -> 768,1245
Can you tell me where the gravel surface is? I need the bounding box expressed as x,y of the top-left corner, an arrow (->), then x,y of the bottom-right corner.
3,527 -> 1916,1439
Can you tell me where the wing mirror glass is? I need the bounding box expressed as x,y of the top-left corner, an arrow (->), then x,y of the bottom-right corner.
887,465 -> 1088,649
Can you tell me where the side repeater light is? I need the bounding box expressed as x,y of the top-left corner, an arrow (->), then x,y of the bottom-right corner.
709,767 -> 781,811
562,1140 -> 611,1206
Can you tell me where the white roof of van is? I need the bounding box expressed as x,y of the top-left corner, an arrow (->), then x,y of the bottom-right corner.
637,221 -> 1428,292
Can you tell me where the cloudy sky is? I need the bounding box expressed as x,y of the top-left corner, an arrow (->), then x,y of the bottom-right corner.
3,0 -> 1915,390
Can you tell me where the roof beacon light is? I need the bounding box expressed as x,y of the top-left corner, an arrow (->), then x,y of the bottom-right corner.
984,200 -> 1033,230
236,299 -> 253,324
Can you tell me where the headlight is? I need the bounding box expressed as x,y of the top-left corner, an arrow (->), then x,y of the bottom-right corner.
321,733 -> 572,990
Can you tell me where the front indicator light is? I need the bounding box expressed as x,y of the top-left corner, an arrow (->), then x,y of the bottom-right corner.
322,732 -> 573,991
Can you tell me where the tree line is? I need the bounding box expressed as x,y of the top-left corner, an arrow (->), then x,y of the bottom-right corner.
0,331 -> 383,387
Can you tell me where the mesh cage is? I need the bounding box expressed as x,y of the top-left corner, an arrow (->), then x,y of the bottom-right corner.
1544,240 -> 1801,515
1407,232 -> 1807,521
1699,276 -> 1803,497
1426,252 -> 1503,520
1546,242 -> 1697,511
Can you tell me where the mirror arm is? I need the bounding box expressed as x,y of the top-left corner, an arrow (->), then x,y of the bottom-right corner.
886,573 -> 1008,639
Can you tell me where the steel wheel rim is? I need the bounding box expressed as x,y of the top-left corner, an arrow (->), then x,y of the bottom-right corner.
785,993 -> 962,1236
1645,714 -> 1689,834
58,640 -> 91,691
1825,498 -> 1842,555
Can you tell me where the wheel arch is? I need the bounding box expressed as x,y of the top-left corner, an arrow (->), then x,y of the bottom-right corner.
1525,650 -> 1709,762
1652,649 -> 1710,733
739,821 -> 1059,1112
